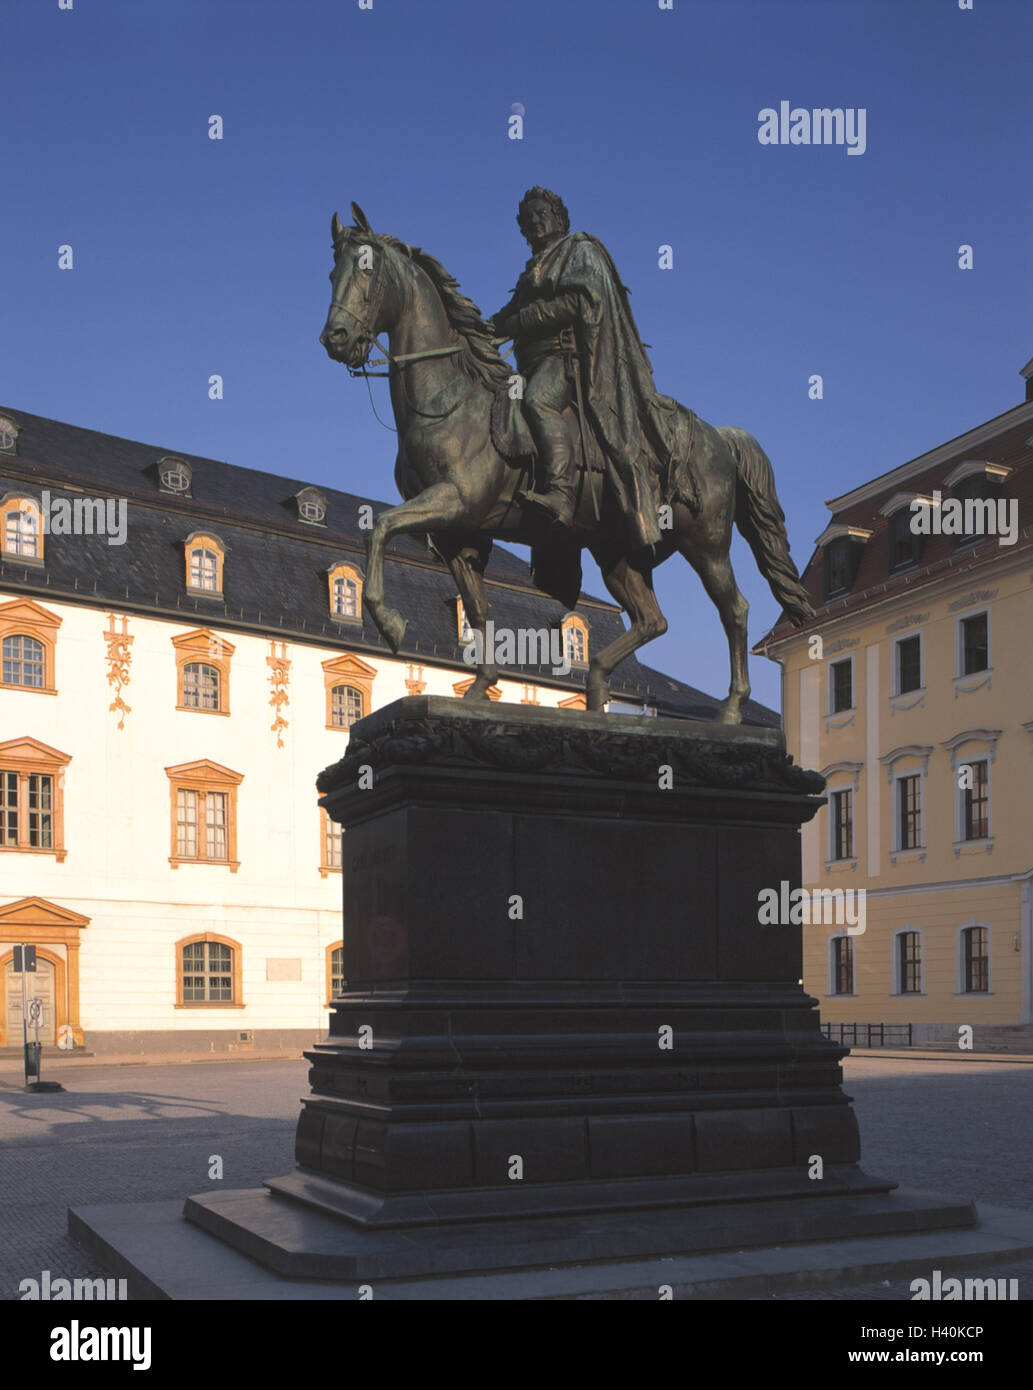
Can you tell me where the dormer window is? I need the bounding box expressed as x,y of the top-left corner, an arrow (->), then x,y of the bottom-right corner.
184,533 -> 225,596
327,563 -> 362,621
0,416 -> 20,454
889,508 -> 921,570
826,538 -> 852,595
562,614 -> 589,667
1,495 -> 42,562
816,525 -> 871,600
158,458 -> 193,495
295,487 -> 327,524
949,473 -> 1002,550
456,599 -> 473,644
878,493 -> 928,572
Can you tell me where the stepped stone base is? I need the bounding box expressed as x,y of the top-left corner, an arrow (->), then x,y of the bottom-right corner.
108,696 -> 983,1292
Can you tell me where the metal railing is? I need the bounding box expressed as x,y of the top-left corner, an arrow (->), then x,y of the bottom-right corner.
821,1022 -> 913,1048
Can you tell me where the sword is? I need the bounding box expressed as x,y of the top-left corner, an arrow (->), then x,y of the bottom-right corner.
563,332 -> 600,523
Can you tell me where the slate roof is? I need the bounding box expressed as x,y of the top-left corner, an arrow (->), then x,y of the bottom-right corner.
0,404 -> 778,723
756,400 -> 1033,651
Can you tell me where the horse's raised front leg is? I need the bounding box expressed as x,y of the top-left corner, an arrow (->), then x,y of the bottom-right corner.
365,482 -> 466,652
586,550 -> 668,711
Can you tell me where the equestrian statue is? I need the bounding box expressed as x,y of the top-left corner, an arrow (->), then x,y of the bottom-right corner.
319,190 -> 813,722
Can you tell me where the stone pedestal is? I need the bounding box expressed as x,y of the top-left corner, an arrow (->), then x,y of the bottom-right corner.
184,698 -> 974,1280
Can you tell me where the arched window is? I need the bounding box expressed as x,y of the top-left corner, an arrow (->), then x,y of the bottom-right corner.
327,563 -> 363,621
330,684 -> 364,729
0,600 -> 61,694
319,795 -> 342,877
190,548 -> 218,590
183,533 -> 225,596
182,662 -> 220,711
176,933 -> 242,1006
322,653 -> 376,730
173,629 -> 233,715
562,615 -> 589,667
2,635 -> 44,688
333,575 -> 358,617
456,599 -> 474,644
2,498 -> 41,559
325,941 -> 346,1003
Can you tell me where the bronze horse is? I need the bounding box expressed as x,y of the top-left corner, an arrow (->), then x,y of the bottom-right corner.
320,203 -> 813,721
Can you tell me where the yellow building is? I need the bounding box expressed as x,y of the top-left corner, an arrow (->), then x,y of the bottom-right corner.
757,362 -> 1033,1043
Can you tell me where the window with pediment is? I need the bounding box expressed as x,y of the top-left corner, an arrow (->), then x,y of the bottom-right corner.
0,599 -> 60,693
0,737 -> 71,861
322,652 -> 376,730
173,629 -> 234,715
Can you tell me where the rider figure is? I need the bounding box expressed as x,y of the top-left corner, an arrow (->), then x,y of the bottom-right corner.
489,187 -> 668,553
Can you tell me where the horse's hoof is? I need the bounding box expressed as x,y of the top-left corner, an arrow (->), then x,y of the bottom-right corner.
379,609 -> 408,654
714,703 -> 742,725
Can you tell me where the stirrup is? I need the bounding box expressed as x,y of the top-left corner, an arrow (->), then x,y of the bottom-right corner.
517,490 -> 574,527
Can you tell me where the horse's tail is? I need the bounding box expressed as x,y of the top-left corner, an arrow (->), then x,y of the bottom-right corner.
720,425 -> 814,626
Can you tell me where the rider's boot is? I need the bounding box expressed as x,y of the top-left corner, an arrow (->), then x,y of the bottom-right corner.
517,423 -> 578,528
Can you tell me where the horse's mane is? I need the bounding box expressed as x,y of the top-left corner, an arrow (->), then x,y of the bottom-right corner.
345,230 -> 511,391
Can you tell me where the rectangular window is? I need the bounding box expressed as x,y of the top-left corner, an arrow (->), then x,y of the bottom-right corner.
833,937 -> 854,995
333,577 -> 358,617
176,789 -> 198,858
825,539 -> 853,596
330,947 -> 345,997
830,659 -> 852,713
963,760 -> 989,840
890,510 -> 920,570
964,927 -> 988,993
0,770 -> 18,845
898,775 -> 921,850
189,549 -> 219,591
0,754 -> 68,857
182,941 -> 233,1003
831,788 -> 853,860
325,816 -> 341,869
26,773 -> 53,848
896,635 -> 921,694
899,932 -> 921,994
960,612 -> 988,675
205,792 -> 228,860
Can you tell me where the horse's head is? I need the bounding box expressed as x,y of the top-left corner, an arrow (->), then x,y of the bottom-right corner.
320,202 -> 391,369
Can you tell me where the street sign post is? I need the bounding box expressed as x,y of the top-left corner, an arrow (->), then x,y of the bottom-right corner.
13,945 -> 63,1093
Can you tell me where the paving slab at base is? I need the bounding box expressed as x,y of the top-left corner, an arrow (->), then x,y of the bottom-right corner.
69,1197 -> 1033,1301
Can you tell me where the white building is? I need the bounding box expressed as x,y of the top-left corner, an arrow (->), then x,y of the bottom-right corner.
0,407 -> 776,1055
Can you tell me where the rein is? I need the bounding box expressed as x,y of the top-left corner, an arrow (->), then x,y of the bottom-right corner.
332,238 -> 464,422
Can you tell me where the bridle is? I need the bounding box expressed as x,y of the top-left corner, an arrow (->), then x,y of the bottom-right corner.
330,236 -> 464,423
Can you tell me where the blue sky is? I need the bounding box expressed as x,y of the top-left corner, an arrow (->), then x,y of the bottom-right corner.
3,0 -> 1030,709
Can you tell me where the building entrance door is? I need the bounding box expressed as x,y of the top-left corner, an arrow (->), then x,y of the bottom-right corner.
4,957 -> 56,1044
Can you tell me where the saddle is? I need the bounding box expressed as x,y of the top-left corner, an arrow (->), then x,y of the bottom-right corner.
490,386 -> 606,476
490,385 -> 700,517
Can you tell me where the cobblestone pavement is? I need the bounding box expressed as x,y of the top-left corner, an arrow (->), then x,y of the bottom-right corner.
773,1055 -> 1033,1300
0,1054 -> 1029,1301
